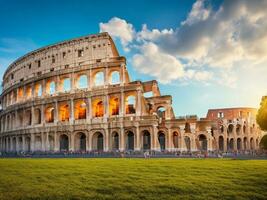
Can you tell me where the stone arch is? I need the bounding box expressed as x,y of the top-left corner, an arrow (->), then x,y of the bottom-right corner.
198,134 -> 207,151
111,131 -> 119,150
237,138 -> 242,151
17,137 -> 23,151
74,100 -> 87,120
94,71 -> 104,86
227,124 -> 234,135
45,106 -> 55,123
12,137 -> 16,152
142,130 -> 151,150
220,125 -> 224,133
250,137 -> 254,150
184,136 -> 191,151
243,125 -> 246,134
59,134 -> 69,151
228,138 -> 234,151
243,137 -> 248,150
93,99 -> 104,117
158,131 -> 166,151
236,124 -> 241,135
25,136 -> 31,152
125,95 -> 136,114
109,71 -> 120,84
18,110 -> 24,127
35,136 -> 42,151
173,131 -> 179,149
34,82 -> 42,97
74,132 -> 86,151
34,108 -> 41,125
25,85 -> 32,99
25,110 -> 32,126
59,103 -> 70,122
77,74 -> 88,89
92,132 -> 104,151
59,76 -> 71,92
218,135 -> 224,151
46,80 -> 56,95
157,106 -> 166,118
126,131 -> 135,150
109,97 -> 119,116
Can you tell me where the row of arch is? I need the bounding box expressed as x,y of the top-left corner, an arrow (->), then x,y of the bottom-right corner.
221,123 -> 256,135
218,136 -> 259,151
1,131 -> 211,152
4,69 -> 122,107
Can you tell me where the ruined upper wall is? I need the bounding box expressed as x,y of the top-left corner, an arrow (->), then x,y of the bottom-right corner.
2,32 -> 119,91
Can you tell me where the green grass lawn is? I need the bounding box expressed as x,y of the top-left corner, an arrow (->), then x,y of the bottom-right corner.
0,158 -> 266,200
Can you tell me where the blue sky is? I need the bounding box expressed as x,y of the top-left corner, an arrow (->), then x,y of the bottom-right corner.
0,0 -> 267,117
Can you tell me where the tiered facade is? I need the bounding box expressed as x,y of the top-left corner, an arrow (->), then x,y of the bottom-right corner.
0,33 -> 263,153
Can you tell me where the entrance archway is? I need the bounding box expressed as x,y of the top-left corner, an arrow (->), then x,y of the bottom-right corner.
75,132 -> 86,151
112,132 -> 119,150
198,134 -> 207,151
158,132 -> 165,151
126,131 -> 134,150
219,136 -> 224,151
142,130 -> 151,150
60,134 -> 69,151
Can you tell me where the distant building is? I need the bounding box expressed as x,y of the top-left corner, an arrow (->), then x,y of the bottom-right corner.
0,33 -> 264,153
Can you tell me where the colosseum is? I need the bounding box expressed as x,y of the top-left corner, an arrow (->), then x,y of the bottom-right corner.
0,32 -> 264,154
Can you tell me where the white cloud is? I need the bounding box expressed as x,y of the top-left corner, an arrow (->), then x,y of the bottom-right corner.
99,0 -> 267,86
99,17 -> 135,51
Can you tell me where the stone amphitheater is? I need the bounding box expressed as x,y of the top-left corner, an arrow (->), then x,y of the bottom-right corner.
0,32 -> 263,153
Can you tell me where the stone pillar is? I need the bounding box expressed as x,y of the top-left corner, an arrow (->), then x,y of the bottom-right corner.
191,135 -> 197,151
104,129 -> 109,152
88,132 -> 92,151
30,133 -> 35,152
167,129 -> 172,151
86,132 -> 90,151
42,79 -> 46,97
31,82 -> 35,98
56,75 -> 60,93
54,132 -> 59,151
104,66 -> 109,86
31,106 -> 35,126
135,126 -> 140,151
104,95 -> 109,118
70,98 -> 74,123
54,100 -> 58,123
41,104 -> 45,125
119,127 -> 125,151
88,97 -> 92,120
179,125 -> 186,151
46,132 -> 49,151
71,72 -> 75,92
120,91 -> 124,116
16,136 -> 19,152
41,132 -> 45,151
89,69 -> 93,89
136,89 -> 142,116
87,72 -> 90,89
120,63 -> 125,85
152,125 -> 158,151
22,135 -> 26,151
69,133 -> 74,151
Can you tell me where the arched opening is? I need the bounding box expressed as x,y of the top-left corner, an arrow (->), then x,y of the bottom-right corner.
59,134 -> 69,151
25,137 -> 31,152
93,99 -> 104,117
109,97 -> 119,116
126,131 -> 134,150
35,83 -> 42,97
94,71 -> 104,86
75,132 -> 86,151
220,125 -> 224,133
228,138 -> 234,151
158,132 -> 165,151
110,71 -> 120,84
12,137 -> 16,152
59,104 -> 70,122
34,108 -> 41,125
237,138 -> 242,151
45,106 -> 55,123
17,137 -> 23,151
227,124 -> 234,135
243,125 -> 246,134
198,134 -> 207,151
112,132 -> 119,150
184,136 -> 191,151
236,124 -> 241,135
219,136 -> 224,151
173,132 -> 179,149
92,132 -> 104,151
157,107 -> 166,118
26,86 -> 32,99
62,78 -> 71,92
47,81 -> 56,95
48,135 -> 54,151
74,100 -> 87,120
142,130 -> 151,150
18,87 -> 24,101
250,138 -> 254,150
77,74 -> 88,89
185,122 -> 191,133
25,110 -> 32,126
125,95 -> 136,114
243,137 -> 248,150
35,136 -> 42,151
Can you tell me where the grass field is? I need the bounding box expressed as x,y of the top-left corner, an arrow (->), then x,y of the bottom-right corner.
0,158 -> 266,200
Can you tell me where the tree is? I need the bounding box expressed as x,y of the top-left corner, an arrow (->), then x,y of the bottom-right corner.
257,96 -> 267,131
260,135 -> 267,150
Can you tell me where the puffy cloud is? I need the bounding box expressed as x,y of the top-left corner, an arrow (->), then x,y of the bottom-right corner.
99,17 -> 135,51
99,0 -> 267,86
132,42 -> 184,84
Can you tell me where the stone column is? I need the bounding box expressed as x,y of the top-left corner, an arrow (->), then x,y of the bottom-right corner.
152,125 -> 158,151
179,125 -> 186,151
70,98 -> 74,124
120,63 -> 125,85
104,129 -> 109,152
41,104 -> 45,125
89,69 -> 93,89
136,89 -> 142,116
30,133 -> 35,152
16,136 -> 19,152
71,72 -> 75,92
104,95 -> 109,118
86,132 -> 90,151
88,132 -> 92,151
167,129 -> 172,151
119,127 -> 125,151
42,79 -> 46,97
88,97 -> 92,120
54,132 -> 59,151
120,91 -> 124,116
22,135 -> 26,151
46,132 -> 49,151
41,132 -> 45,151
56,75 -> 60,93
191,135 -> 197,151
87,72 -> 90,89
31,106 -> 35,126
135,126 -> 140,151
69,133 -> 74,151
54,100 -> 58,124
104,66 -> 109,86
